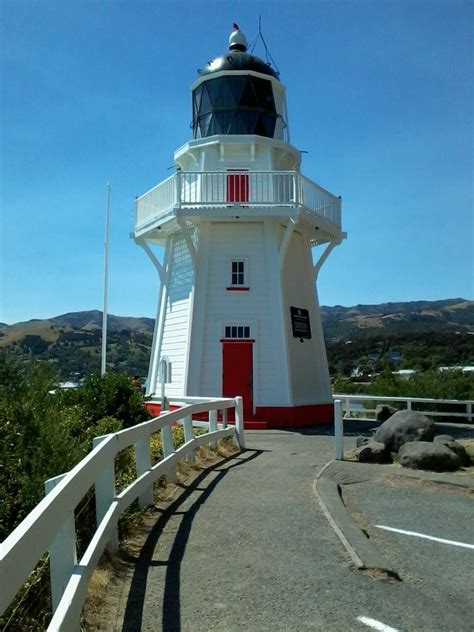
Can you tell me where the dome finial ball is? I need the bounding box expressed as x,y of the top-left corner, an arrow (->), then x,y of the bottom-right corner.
229,23 -> 248,52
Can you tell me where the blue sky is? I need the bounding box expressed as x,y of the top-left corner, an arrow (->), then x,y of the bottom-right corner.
1,0 -> 472,324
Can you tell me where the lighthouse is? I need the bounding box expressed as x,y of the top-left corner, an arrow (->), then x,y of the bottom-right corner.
134,26 -> 345,427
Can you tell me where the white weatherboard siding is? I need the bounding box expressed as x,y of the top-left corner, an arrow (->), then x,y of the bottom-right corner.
280,229 -> 332,405
198,222 -> 288,405
157,234 -> 194,398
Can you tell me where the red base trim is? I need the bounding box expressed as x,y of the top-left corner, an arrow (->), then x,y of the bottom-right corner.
145,403 -> 182,417
226,287 -> 250,291
254,403 -> 334,428
145,403 -> 334,429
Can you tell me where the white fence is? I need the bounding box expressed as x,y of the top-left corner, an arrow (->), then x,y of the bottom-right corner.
0,397 -> 244,631
333,394 -> 473,423
135,171 -> 342,230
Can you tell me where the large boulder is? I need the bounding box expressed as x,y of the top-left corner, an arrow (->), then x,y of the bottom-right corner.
434,434 -> 454,444
434,435 -> 471,466
373,410 -> 435,452
375,404 -> 396,422
355,440 -> 391,464
446,442 -> 471,467
398,441 -> 460,472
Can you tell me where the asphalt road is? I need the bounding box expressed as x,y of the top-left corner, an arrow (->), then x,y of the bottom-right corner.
343,477 -> 474,627
118,429 -> 474,632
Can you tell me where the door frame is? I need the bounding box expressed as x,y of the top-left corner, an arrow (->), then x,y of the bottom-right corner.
218,319 -> 258,416
221,340 -> 254,416
226,168 -> 249,203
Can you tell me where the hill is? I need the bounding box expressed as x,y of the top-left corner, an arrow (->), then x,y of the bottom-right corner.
0,312 -> 154,378
0,299 -> 472,379
320,298 -> 474,341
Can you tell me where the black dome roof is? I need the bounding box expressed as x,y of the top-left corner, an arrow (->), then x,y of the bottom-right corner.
199,50 -> 279,79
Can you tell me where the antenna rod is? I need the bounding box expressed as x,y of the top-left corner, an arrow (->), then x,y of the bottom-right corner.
101,182 -> 111,375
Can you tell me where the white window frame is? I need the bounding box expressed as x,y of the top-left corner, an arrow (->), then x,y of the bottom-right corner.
223,324 -> 252,340
229,257 -> 248,287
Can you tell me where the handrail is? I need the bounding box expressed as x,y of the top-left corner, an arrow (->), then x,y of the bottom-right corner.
0,397 -> 245,629
135,170 -> 342,231
333,393 -> 473,423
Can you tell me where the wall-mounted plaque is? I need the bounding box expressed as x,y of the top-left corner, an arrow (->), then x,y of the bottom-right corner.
290,306 -> 312,339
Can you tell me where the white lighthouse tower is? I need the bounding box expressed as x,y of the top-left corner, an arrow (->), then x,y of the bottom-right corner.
134,26 -> 345,427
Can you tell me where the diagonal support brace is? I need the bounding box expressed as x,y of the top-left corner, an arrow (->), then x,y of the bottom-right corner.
278,216 -> 299,271
313,239 -> 341,280
134,237 -> 166,283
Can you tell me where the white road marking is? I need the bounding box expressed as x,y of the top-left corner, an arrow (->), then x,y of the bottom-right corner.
376,525 -> 474,549
356,615 -> 400,631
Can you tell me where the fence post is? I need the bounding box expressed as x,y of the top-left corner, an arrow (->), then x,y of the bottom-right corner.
44,474 -> 77,613
467,402 -> 472,423
406,399 -> 412,411
222,408 -> 228,429
161,422 -> 177,483
92,435 -> 119,553
235,396 -> 245,449
208,409 -> 218,447
334,399 -> 344,460
183,414 -> 195,464
134,437 -> 154,509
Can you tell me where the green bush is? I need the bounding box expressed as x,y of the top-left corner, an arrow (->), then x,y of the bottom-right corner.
0,357 -> 84,541
63,371 -> 151,433
0,360 -> 155,629
336,370 -> 474,400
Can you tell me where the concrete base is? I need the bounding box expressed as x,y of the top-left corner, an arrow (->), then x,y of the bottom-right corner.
145,402 -> 334,429
255,403 -> 334,427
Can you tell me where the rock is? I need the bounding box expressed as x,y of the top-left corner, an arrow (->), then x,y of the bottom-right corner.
446,441 -> 471,467
356,436 -> 370,448
434,434 -> 454,444
355,440 -> 391,464
398,441 -> 460,472
375,404 -> 396,422
373,410 -> 435,452
433,435 -> 470,466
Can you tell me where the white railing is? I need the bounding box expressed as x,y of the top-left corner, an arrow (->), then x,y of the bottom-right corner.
299,175 -> 342,227
0,397 -> 244,631
135,173 -> 177,229
135,171 -> 341,230
333,394 -> 473,423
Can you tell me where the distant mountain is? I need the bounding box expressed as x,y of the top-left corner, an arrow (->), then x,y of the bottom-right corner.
50,310 -> 155,333
320,298 -> 474,341
0,300 -> 472,378
0,311 -> 155,378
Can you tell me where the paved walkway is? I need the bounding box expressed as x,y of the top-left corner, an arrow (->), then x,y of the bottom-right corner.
112,428 -> 474,632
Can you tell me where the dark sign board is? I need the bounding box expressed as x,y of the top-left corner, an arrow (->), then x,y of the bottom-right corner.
290,306 -> 312,339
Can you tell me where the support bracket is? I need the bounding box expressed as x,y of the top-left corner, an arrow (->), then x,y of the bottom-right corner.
135,237 -> 166,284
278,216 -> 298,271
313,239 -> 341,280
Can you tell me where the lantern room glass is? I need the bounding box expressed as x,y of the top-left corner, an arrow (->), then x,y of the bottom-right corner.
192,75 -> 278,139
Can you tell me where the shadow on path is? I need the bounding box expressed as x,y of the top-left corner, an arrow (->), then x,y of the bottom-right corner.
122,448 -> 265,632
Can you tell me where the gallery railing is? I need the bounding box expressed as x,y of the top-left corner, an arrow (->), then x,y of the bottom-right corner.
135,171 -> 342,231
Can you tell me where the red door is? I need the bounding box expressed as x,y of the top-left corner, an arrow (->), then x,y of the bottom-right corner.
222,342 -> 253,416
226,171 -> 249,202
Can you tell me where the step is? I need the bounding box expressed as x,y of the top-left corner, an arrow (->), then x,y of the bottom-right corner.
244,420 -> 269,430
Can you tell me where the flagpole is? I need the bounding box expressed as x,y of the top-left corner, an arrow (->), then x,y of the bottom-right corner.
101,182 -> 111,375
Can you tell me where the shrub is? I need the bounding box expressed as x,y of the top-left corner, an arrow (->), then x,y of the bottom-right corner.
63,371 -> 151,433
